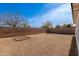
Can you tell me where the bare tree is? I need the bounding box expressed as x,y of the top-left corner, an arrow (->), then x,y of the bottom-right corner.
0,13 -> 29,28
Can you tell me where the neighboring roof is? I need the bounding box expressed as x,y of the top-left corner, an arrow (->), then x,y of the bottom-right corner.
71,3 -> 79,24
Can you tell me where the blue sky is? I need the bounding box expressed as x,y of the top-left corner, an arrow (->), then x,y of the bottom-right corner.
0,3 -> 73,27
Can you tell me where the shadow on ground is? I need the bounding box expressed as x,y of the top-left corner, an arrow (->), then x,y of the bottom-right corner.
69,36 -> 78,56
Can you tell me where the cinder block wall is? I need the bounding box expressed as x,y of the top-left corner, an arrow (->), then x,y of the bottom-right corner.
0,28 -> 47,37
0,27 -> 75,38
47,27 -> 75,35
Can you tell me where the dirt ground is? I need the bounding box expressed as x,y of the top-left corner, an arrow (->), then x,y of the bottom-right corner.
0,33 -> 73,56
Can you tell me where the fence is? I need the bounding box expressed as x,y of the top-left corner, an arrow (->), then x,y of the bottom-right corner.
47,27 -> 75,35
0,27 -> 75,38
0,28 -> 46,38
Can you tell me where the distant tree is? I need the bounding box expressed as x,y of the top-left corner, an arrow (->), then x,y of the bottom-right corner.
21,22 -> 30,28
41,21 -> 53,29
0,13 -> 29,28
62,24 -> 67,28
55,25 -> 61,28
62,24 -> 71,28
41,25 -> 49,28
66,24 -> 71,28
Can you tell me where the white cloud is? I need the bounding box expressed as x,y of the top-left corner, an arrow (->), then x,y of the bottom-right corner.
29,3 -> 73,28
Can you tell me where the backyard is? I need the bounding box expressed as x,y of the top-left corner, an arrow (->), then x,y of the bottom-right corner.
0,33 -> 74,56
